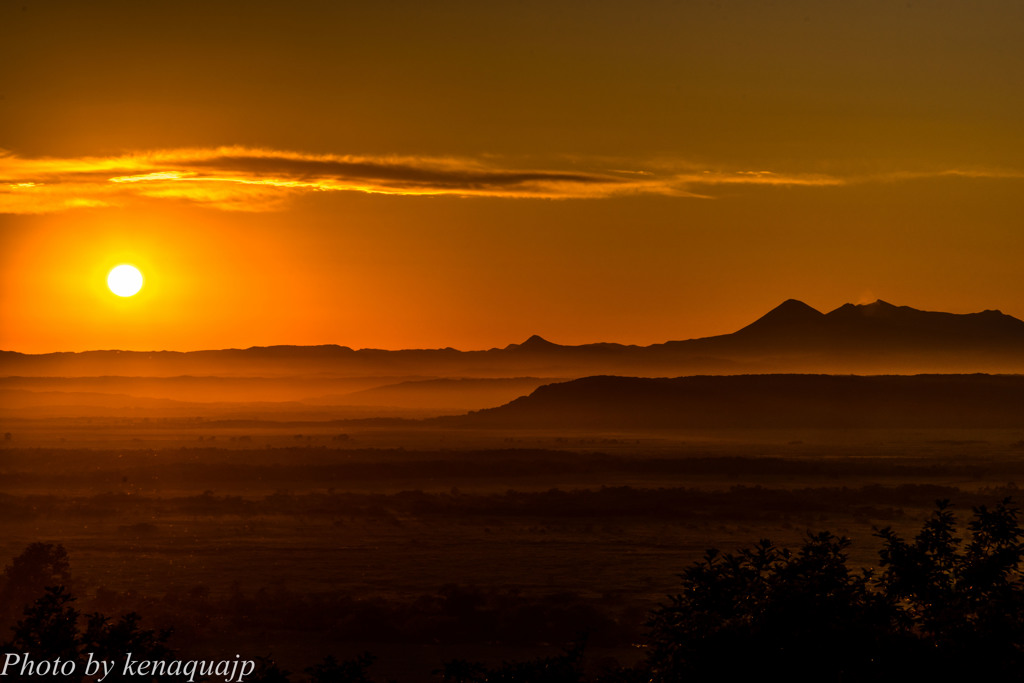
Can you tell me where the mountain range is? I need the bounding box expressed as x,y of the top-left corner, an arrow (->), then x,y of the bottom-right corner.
730,299 -> 1024,349
2,299 -> 1023,377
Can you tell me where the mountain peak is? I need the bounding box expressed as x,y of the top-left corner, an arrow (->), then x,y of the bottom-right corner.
522,334 -> 558,347
826,299 -> 913,319
735,299 -> 824,335
504,335 -> 562,351
775,299 -> 824,315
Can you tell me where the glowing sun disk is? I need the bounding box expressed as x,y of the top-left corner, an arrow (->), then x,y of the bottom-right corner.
107,264 -> 144,297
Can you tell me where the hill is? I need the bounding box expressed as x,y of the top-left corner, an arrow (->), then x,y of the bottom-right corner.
445,374 -> 1024,430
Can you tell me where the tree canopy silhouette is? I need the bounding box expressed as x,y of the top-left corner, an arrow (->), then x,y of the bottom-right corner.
0,544 -> 179,682
645,499 -> 1024,682
0,542 -> 72,629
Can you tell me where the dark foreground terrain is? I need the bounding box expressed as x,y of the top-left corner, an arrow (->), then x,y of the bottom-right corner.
3,421 -> 1024,681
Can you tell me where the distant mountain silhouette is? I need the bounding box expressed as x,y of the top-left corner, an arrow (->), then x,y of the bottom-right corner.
652,299 -> 1024,372
805,300 -> 1023,349
736,298 -> 826,335
2,300 -> 1022,377
697,299 -> 1024,350
444,374 -> 1024,430
504,335 -> 562,351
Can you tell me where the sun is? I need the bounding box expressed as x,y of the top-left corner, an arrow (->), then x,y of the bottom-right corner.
107,264 -> 144,297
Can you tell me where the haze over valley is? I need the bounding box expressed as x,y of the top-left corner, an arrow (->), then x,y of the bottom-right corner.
3,300 -> 1023,430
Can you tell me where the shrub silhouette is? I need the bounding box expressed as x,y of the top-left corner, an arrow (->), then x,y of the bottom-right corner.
6,585 -> 82,666
645,499 -> 1024,683
80,612 -> 177,682
0,545 -> 179,682
0,542 -> 72,629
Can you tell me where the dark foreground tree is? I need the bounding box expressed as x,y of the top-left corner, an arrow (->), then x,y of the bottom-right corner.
645,499 -> 1024,683
81,611 -> 178,682
0,542 -> 73,629
0,544 -> 181,682
7,585 -> 83,667
875,499 -> 1024,679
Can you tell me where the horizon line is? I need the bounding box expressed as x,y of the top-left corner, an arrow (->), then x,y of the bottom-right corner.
3,298 -> 1022,356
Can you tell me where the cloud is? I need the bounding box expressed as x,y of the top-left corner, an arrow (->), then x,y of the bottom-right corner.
878,168 -> 1024,182
2,147 -> 1017,214
0,147 -> 662,213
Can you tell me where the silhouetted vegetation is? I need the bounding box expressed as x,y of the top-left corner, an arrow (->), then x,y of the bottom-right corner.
0,545 -> 180,682
0,542 -> 72,630
6,501 -> 1024,681
645,499 -> 1024,682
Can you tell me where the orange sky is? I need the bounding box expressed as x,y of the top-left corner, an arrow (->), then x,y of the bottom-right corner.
2,1 -> 1023,353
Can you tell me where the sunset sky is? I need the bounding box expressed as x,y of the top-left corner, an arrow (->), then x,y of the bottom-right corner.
2,0 -> 1023,353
